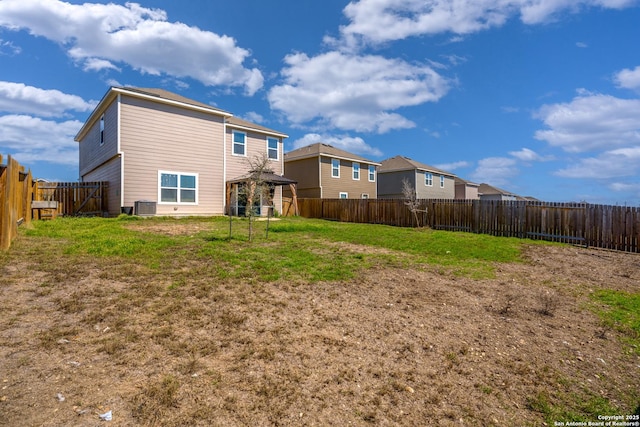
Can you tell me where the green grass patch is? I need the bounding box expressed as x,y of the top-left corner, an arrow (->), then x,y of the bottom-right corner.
591,289 -> 640,354
19,216 -> 533,283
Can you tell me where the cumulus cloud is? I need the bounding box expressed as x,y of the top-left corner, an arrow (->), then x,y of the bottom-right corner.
0,81 -> 95,117
470,156 -> 519,187
555,146 -> 640,179
509,147 -> 554,161
290,133 -> 383,157
614,65 -> 640,91
534,91 -> 640,152
337,0 -> 636,46
0,0 -> 263,95
0,114 -> 81,165
268,51 -> 450,134
434,160 -> 470,171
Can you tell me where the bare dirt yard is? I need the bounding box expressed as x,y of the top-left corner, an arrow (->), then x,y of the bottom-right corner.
0,222 -> 638,426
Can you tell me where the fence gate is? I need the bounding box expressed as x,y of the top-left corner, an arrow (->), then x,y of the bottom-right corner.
36,181 -> 108,216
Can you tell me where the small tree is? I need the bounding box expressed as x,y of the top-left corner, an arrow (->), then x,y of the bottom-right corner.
244,153 -> 272,242
402,178 -> 422,227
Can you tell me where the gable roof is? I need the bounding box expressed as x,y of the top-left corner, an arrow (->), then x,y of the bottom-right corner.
284,142 -> 381,165
75,86 -> 287,141
226,116 -> 288,138
478,183 -> 517,196
379,155 -> 455,177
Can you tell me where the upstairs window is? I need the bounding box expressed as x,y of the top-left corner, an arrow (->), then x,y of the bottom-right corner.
99,115 -> 105,146
267,137 -> 278,160
159,171 -> 198,204
440,175 -> 445,188
368,165 -> 375,182
352,162 -> 360,180
233,131 -> 246,156
331,158 -> 340,178
425,172 -> 433,186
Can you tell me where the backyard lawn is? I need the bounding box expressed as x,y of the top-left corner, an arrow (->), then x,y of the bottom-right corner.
0,216 -> 638,426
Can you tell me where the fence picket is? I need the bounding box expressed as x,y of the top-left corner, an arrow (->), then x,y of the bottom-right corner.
292,198 -> 640,253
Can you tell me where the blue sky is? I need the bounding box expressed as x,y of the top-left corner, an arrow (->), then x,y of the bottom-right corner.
1,0 -> 640,205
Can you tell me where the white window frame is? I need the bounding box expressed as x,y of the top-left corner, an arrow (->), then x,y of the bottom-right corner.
267,137 -> 279,160
158,171 -> 198,205
361,193 -> 369,199
232,130 -> 246,156
339,192 -> 348,199
99,114 -> 105,146
425,172 -> 433,187
368,165 -> 375,182
440,175 -> 445,188
331,158 -> 340,178
352,162 -> 360,180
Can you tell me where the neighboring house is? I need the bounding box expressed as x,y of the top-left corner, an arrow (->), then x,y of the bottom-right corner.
75,87 -> 289,217
283,143 -> 380,199
454,177 -> 480,200
478,183 -> 518,201
377,156 -> 456,199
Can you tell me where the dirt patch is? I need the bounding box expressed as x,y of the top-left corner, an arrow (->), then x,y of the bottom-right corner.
0,240 -> 638,426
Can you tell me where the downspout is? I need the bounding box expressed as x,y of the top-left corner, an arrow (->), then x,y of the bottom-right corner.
118,94 -> 124,210
318,156 -> 322,198
223,117 -> 227,214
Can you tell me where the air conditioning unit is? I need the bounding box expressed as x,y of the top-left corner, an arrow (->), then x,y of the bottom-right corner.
135,200 -> 156,216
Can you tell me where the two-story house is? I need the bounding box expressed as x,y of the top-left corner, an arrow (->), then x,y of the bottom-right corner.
377,155 -> 456,199
283,143 -> 380,199
75,87 -> 290,216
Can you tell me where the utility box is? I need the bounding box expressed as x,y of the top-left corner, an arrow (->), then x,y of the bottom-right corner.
134,200 -> 156,216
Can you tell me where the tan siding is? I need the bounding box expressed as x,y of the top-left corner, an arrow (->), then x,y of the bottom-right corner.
283,157 -> 320,198
119,95 -> 226,216
79,100 -> 118,176
377,170 -> 413,198
82,156 -> 122,216
415,171 -> 455,199
225,128 -> 283,180
320,156 -> 377,198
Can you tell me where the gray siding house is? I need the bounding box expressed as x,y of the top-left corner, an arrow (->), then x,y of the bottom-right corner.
478,183 -> 518,201
455,177 -> 480,200
75,87 -> 288,216
378,156 -> 456,199
284,143 -> 380,199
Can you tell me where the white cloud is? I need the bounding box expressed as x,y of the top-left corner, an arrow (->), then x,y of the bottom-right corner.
0,114 -> 80,165
509,147 -> 554,161
470,156 -> 519,187
291,133 -> 383,157
614,65 -> 640,91
576,41 -> 589,48
268,51 -> 450,133
609,182 -> 640,193
0,38 -> 21,55
338,0 -> 636,46
435,160 -> 470,171
534,91 -> 640,152
555,146 -> 640,179
0,81 -> 95,117
0,0 -> 263,95
242,111 -> 265,124
82,58 -> 120,72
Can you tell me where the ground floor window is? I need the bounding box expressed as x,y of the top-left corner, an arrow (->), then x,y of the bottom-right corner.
159,171 -> 198,204
230,182 -> 275,216
339,192 -> 348,199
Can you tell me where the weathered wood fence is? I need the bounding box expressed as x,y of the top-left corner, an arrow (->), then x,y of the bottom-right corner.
294,198 -> 640,253
0,155 -> 33,250
35,181 -> 108,217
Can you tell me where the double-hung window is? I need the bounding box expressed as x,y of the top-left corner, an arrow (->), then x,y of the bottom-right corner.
425,172 -> 433,186
368,165 -> 375,182
352,162 -> 360,180
159,171 -> 198,204
267,137 -> 278,160
440,175 -> 445,188
331,158 -> 340,178
233,131 -> 246,156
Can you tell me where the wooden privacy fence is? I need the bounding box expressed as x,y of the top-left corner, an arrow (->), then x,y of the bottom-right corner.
294,198 -> 640,253
34,181 -> 108,217
0,155 -> 34,250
